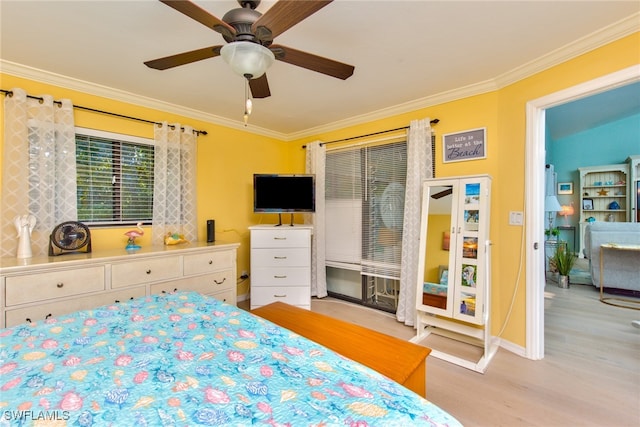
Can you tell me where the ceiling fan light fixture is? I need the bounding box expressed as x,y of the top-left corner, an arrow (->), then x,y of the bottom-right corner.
220,41 -> 274,79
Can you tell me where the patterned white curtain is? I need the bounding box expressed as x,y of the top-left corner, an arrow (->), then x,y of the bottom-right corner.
152,122 -> 198,245
397,118 -> 433,326
305,141 -> 327,297
1,88 -> 77,257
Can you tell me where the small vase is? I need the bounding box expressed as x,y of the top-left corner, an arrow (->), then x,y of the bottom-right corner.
558,275 -> 569,289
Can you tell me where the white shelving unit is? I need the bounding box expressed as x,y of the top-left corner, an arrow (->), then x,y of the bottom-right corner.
578,164 -> 629,256
627,155 -> 640,223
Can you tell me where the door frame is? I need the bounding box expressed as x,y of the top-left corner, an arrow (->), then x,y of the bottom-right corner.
524,65 -> 640,359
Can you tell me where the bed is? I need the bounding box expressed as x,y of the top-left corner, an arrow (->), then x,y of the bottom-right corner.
0,291 -> 461,426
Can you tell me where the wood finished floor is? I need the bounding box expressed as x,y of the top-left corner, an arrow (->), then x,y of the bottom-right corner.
243,283 -> 640,426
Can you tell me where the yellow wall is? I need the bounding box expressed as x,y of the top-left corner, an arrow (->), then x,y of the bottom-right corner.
1,32 -> 638,347
0,74 -> 297,298
424,214 -> 451,283
292,33 -> 639,347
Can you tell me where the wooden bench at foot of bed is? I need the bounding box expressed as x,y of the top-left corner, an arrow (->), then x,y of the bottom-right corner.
251,301 -> 431,397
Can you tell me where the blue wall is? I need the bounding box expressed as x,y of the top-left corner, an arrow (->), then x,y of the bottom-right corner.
546,112 -> 640,233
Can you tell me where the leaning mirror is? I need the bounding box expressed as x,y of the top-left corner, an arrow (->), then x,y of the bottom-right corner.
416,184 -> 455,314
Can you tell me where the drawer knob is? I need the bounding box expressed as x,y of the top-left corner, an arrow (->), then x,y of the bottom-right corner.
115,299 -> 120,303
146,269 -> 151,274
274,256 -> 287,260
273,294 -> 287,298
56,282 -> 64,288
208,260 -> 213,265
214,278 -> 226,285
274,237 -> 287,240
45,313 -> 52,319
26,318 -> 32,323
274,275 -> 287,279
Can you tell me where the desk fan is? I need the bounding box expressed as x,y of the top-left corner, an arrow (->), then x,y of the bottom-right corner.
49,221 -> 92,256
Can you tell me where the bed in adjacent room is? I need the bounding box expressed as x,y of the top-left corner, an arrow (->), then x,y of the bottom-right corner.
0,291 -> 461,426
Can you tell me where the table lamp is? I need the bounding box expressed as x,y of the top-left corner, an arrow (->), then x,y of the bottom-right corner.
544,195 -> 562,232
559,203 -> 574,226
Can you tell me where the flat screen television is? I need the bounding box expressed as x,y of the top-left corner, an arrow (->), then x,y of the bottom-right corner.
253,174 -> 315,213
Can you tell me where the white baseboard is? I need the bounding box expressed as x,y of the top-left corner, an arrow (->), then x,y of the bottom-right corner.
499,338 -> 527,358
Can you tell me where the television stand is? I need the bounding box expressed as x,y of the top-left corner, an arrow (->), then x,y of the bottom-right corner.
275,213 -> 295,226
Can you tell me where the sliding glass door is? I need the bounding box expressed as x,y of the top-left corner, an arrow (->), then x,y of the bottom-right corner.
325,141 -> 407,312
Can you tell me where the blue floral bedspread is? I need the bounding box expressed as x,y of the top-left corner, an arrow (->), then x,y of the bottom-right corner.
0,291 -> 462,426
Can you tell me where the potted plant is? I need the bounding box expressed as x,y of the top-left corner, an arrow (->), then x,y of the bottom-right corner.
545,227 -> 560,240
549,244 -> 576,288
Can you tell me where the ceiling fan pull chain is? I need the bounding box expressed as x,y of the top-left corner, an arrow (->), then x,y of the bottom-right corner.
244,78 -> 253,126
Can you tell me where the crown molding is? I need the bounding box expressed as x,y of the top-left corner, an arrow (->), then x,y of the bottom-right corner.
286,79 -> 498,140
0,60 -> 287,140
2,13 -> 637,142
494,12 -> 640,89
291,13 -> 640,141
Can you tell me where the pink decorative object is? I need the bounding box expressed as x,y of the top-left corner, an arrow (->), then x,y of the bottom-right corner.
124,222 -> 144,250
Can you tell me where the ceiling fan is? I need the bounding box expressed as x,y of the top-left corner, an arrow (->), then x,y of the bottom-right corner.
144,0 -> 355,99
431,187 -> 453,199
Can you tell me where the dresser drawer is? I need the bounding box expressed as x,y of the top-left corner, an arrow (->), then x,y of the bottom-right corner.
251,266 -> 310,287
5,266 -> 105,306
112,256 -> 181,288
251,248 -> 310,267
150,270 -> 234,298
183,249 -> 233,276
5,286 -> 146,327
250,286 -> 310,309
210,287 -> 236,305
251,229 -> 311,248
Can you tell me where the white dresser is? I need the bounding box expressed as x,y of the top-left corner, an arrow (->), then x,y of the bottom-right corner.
249,225 -> 312,310
0,242 -> 239,328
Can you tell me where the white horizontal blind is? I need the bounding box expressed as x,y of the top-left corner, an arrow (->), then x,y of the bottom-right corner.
361,142 -> 407,279
325,149 -> 362,264
75,129 -> 154,224
325,140 -> 408,279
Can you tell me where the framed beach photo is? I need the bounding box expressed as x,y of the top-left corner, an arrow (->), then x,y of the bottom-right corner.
582,198 -> 594,210
558,182 -> 573,195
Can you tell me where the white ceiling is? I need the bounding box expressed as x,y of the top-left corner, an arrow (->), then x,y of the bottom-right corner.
546,81 -> 640,140
1,1 -> 639,139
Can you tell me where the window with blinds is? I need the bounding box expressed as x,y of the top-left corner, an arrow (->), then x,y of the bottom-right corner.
75,128 -> 154,225
325,140 -> 408,279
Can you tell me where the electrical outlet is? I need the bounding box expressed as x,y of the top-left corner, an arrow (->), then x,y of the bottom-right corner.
509,211 -> 523,225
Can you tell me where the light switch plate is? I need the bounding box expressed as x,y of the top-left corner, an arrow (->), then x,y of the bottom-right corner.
509,211 -> 524,225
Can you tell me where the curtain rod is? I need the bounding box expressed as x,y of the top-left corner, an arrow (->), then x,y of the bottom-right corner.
302,118 -> 439,149
0,89 -> 208,136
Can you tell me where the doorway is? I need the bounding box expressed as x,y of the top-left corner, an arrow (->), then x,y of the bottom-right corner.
525,65 -> 640,359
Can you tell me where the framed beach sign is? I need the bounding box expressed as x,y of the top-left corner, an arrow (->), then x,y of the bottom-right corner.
442,127 -> 486,163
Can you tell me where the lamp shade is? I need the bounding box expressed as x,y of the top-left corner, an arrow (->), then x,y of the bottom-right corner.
559,204 -> 574,216
544,195 -> 562,212
220,42 -> 275,79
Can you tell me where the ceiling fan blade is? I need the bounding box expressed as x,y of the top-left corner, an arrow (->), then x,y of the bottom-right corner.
159,0 -> 236,38
431,188 -> 453,199
144,46 -> 223,70
271,44 -> 354,80
249,74 -> 271,99
252,0 -> 333,42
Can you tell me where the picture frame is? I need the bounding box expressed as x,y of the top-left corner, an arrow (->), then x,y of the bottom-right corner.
582,198 -> 594,210
557,182 -> 573,195
442,127 -> 486,163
